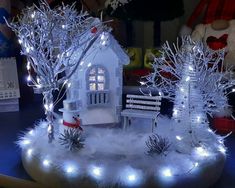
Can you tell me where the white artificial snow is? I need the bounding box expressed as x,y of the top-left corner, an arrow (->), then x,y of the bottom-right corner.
19,117 -> 226,187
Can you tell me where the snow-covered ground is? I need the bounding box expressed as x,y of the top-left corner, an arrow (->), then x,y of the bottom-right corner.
19,116 -> 226,188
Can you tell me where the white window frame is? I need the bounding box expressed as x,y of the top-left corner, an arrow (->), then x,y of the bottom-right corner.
86,65 -> 109,106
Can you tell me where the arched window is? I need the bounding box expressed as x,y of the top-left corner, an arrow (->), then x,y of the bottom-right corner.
88,66 -> 106,91
87,65 -> 109,106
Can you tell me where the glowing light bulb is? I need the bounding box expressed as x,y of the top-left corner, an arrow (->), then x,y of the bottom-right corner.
27,148 -> 33,157
36,84 -> 42,88
194,162 -> 199,167
232,88 -> 235,92
26,47 -> 30,53
44,104 -> 48,111
28,130 -> 34,135
121,168 -> 142,186
185,76 -> 190,82
67,82 -> 71,88
195,147 -> 209,157
31,12 -> 35,18
197,116 -> 201,122
101,33 -> 106,40
93,167 -> 101,176
207,128 -> 213,133
22,139 -> 31,145
219,139 -> 223,144
89,166 -> 104,180
188,65 -> 193,71
180,88 -> 184,92
66,166 -> 75,173
27,75 -> 31,81
128,174 -> 136,181
47,124 -> 52,133
49,103 -> 53,111
162,168 -> 172,177
87,63 -> 92,67
101,40 -> 106,46
80,61 -> 84,66
42,159 -> 50,167
218,145 -> 226,154
18,39 -> 22,44
62,25 -> 66,29
176,135 -> 182,140
26,62 -> 30,70
173,109 -> 178,116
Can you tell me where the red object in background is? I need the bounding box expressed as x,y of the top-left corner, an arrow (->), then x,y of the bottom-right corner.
213,117 -> 235,133
91,27 -> 97,33
206,34 -> 228,50
130,69 -> 151,76
186,0 -> 235,28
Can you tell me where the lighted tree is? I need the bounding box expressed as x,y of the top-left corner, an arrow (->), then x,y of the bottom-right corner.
8,0 -> 106,142
141,37 -> 235,151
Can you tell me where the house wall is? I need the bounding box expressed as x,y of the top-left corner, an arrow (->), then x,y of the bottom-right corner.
70,47 -> 122,125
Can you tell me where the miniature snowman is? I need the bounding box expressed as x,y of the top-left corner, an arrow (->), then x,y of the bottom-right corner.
59,99 -> 83,133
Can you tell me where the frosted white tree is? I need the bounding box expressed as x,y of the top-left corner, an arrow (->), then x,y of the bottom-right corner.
8,0 -> 107,142
141,37 -> 235,151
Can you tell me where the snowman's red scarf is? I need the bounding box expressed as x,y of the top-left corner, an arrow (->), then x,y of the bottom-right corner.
63,120 -> 83,131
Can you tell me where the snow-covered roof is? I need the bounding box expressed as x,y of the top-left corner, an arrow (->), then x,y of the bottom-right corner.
107,34 -> 129,65
66,18 -> 129,68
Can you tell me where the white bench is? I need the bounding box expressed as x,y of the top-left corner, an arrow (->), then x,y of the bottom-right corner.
121,94 -> 161,132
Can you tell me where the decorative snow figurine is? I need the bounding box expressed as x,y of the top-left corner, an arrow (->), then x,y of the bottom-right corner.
60,28 -> 129,128
8,1 -> 231,188
141,36 -> 235,153
59,99 -> 83,132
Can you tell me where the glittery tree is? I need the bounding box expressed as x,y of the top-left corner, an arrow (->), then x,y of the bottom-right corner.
7,0 -> 107,142
141,36 -> 235,152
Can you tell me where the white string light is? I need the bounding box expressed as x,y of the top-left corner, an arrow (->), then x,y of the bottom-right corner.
27,75 -> 31,82
31,12 -> 35,19
22,139 -> 31,145
218,145 -> 226,154
188,65 -> 193,71
176,135 -> 182,141
27,148 -> 33,157
42,159 -> 51,167
89,166 -> 103,180
161,168 -> 172,177
197,116 -> 201,123
7,1 -> 108,143
26,47 -> 30,53
195,147 -> 209,157
28,130 -> 34,135
18,39 -> 22,44
173,109 -> 178,116
185,76 -> 190,82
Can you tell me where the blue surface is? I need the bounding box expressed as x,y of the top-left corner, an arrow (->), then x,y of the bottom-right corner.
0,8 -> 9,24
0,101 -> 44,180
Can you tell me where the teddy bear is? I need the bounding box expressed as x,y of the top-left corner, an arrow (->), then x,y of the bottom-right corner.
191,19 -> 235,69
